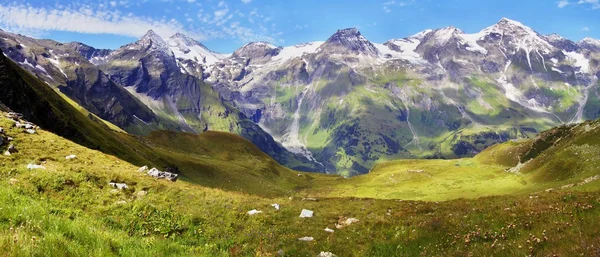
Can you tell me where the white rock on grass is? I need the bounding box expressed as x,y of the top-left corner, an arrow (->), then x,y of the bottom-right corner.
336,218 -> 359,229
65,154 -> 77,160
299,209 -> 314,218
271,203 -> 280,210
138,165 -> 149,172
324,228 -> 334,233
27,164 -> 46,170
25,129 -> 36,134
318,252 -> 337,257
247,209 -> 263,215
109,182 -> 128,190
298,237 -> 314,242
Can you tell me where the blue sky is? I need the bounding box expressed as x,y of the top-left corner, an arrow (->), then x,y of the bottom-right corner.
0,0 -> 599,53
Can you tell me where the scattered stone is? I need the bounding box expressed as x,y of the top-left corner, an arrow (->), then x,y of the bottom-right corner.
276,249 -> 284,256
302,197 -> 317,201
247,209 -> 263,215
6,137 -> 12,141
136,190 -> 148,197
109,182 -> 128,190
7,144 -> 17,154
561,184 -> 574,189
24,123 -> 34,130
271,203 -> 280,210
9,178 -> 18,185
138,165 -> 149,173
299,209 -> 314,218
27,164 -> 46,170
0,127 -> 4,134
297,174 -> 302,177
65,154 -> 77,160
116,200 -> 128,205
408,169 -> 424,173
318,252 -> 336,257
579,175 -> 600,186
25,129 -> 36,134
324,228 -> 335,233
545,188 -> 554,193
3,151 -> 10,156
147,167 -> 178,182
6,112 -> 23,120
298,237 -> 314,242
14,122 -> 26,128
336,217 -> 359,229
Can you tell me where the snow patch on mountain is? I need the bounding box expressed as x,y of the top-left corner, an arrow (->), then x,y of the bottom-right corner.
168,33 -> 228,66
272,41 -> 323,63
562,50 -> 590,74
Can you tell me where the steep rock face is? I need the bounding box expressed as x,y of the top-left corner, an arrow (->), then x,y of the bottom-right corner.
318,28 -> 379,56
0,30 -> 160,134
65,42 -> 112,65
99,30 -> 321,171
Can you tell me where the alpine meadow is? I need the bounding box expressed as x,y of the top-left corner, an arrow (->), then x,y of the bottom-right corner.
0,0 -> 599,256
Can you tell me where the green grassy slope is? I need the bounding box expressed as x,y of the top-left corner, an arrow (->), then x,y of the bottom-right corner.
0,48 -> 309,196
1,112 -> 600,256
305,118 -> 600,201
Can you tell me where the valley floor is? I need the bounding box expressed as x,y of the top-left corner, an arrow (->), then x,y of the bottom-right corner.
1,115 -> 600,256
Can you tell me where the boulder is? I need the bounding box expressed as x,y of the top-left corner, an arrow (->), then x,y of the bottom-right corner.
7,144 -> 17,154
335,217 -> 359,229
324,228 -> 334,233
147,167 -> 179,182
25,129 -> 36,134
65,154 -> 77,160
298,237 -> 314,242
138,165 -> 149,173
271,203 -> 280,210
6,112 -> 23,120
318,252 -> 336,257
27,164 -> 46,170
7,137 -> 13,141
299,209 -> 314,218
109,182 -> 128,190
247,209 -> 263,215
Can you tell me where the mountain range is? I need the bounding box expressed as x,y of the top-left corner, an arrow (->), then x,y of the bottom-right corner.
1,17 -> 599,175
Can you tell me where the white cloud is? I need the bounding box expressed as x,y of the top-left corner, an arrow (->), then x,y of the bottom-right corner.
0,3 -> 205,40
0,2 -> 281,48
582,26 -> 590,31
558,0 -> 569,7
382,0 -> 412,13
578,0 -> 600,9
214,9 -> 229,19
241,0 -> 252,3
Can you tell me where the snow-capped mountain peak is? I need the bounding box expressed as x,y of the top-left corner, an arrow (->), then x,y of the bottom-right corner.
168,33 -> 226,66
318,28 -> 380,56
475,17 -> 554,54
139,30 -> 169,51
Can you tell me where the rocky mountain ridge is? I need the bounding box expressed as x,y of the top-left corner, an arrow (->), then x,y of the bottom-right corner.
2,17 -> 599,175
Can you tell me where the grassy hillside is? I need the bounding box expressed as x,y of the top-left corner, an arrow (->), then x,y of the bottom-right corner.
0,48 -> 308,196
305,118 -> 600,201
1,113 -> 600,256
